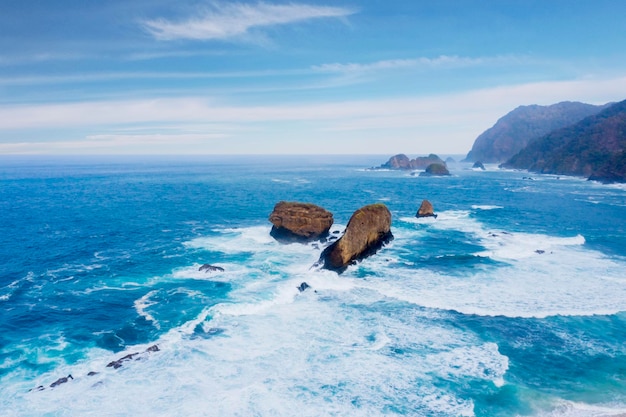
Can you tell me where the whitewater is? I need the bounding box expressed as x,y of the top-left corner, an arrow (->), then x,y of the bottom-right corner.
1,155 -> 626,416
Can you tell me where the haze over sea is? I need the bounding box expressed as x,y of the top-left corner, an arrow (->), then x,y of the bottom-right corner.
2,155 -> 626,416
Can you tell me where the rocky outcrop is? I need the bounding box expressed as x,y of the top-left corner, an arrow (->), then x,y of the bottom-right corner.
199,264 -> 224,273
380,153 -> 445,170
416,199 -> 437,218
472,161 -> 486,170
269,201 -> 333,243
107,345 -> 160,369
419,163 -> 450,176
318,204 -> 393,273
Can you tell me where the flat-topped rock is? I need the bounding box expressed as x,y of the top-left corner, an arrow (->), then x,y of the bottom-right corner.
269,201 -> 333,243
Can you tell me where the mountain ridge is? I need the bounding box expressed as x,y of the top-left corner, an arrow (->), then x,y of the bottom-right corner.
502,99 -> 626,183
464,101 -> 610,163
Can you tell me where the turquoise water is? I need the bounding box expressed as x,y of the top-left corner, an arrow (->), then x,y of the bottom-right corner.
1,155 -> 626,416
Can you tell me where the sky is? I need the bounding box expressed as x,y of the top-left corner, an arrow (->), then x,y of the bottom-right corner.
1,0 -> 626,155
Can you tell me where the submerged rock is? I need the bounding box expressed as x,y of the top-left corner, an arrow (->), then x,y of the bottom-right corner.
50,374 -> 73,388
318,203 -> 393,273
297,282 -> 311,292
269,201 -> 334,243
416,199 -> 437,218
106,345 -> 160,369
199,264 -> 225,273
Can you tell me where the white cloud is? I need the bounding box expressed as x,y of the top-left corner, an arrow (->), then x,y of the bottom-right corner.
0,75 -> 624,154
312,55 -> 528,73
0,133 -> 228,155
142,2 -> 355,41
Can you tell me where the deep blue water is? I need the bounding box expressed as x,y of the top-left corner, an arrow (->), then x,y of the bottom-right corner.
1,155 -> 626,416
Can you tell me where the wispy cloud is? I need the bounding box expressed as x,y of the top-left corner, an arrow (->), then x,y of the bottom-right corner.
1,75 -> 624,154
142,2 -> 355,41
312,55 -> 529,73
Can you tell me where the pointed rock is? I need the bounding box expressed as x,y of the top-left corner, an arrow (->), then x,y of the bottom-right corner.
416,199 -> 437,218
318,203 -> 393,273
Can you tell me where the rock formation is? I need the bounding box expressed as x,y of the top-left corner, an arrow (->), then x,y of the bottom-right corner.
416,200 -> 437,218
419,163 -> 450,176
472,161 -> 486,170
199,264 -> 224,273
380,153 -> 445,170
269,201 -> 333,243
318,203 -> 393,273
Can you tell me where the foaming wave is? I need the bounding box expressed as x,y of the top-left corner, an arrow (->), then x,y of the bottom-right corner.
471,204 -> 504,210
184,226 -> 277,253
425,343 -> 509,387
5,283 -> 503,417
379,212 -> 626,317
534,400 -> 626,417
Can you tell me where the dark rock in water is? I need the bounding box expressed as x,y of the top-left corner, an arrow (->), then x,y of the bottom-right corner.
87,371 -> 99,376
419,163 -> 451,176
472,161 -> 486,170
269,201 -> 334,243
297,282 -> 311,292
416,199 -> 437,218
50,374 -> 73,388
317,203 -> 393,273
107,353 -> 139,369
535,250 -> 545,254
199,264 -> 224,273
106,345 -> 160,369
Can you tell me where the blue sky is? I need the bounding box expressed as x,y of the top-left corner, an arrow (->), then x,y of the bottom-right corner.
1,0 -> 626,155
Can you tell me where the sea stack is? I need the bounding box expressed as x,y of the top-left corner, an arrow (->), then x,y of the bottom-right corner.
318,203 -> 393,273
269,201 -> 333,243
416,199 -> 437,218
419,163 -> 450,176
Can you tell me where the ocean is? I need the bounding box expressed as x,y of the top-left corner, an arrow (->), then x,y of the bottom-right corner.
1,155 -> 626,417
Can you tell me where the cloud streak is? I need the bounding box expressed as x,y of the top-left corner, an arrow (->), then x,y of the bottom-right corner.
312,55 -> 530,73
1,75 -> 624,154
142,2 -> 355,41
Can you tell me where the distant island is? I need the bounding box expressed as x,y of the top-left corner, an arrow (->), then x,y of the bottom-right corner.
375,154 -> 451,176
501,99 -> 626,183
464,101 -> 609,164
379,153 -> 445,170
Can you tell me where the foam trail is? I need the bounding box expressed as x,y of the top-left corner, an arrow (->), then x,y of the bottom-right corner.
382,212 -> 626,317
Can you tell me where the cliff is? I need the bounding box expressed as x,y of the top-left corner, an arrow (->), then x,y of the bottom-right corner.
464,102 -> 608,163
502,99 -> 626,183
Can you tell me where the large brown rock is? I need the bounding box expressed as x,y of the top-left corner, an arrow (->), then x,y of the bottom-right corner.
269,201 -> 333,243
318,203 -> 393,273
416,199 -> 437,218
